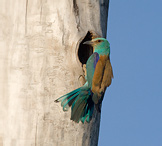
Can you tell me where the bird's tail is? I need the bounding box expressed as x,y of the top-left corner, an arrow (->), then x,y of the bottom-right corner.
55,83 -> 94,123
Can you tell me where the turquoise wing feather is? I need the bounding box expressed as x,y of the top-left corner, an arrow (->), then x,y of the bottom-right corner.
86,52 -> 99,88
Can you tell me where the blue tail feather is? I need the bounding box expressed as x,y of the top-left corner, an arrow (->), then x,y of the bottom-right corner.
63,92 -> 79,111
81,96 -> 94,123
71,94 -> 88,123
55,88 -> 80,107
55,82 -> 95,123
86,104 -> 94,123
81,104 -> 89,123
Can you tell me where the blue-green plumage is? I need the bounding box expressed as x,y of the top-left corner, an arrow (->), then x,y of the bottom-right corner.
55,38 -> 113,123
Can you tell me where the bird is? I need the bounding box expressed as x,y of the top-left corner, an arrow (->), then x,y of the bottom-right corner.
55,37 -> 113,123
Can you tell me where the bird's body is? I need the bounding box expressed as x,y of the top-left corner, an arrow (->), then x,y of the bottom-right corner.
55,38 -> 113,123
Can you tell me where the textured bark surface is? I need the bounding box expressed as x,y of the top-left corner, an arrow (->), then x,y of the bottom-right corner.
0,0 -> 109,145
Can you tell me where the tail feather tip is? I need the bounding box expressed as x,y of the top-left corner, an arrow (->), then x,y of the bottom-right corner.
54,99 -> 59,103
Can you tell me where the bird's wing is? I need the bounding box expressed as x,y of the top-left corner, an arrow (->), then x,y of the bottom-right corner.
91,55 -> 107,97
86,52 -> 99,88
101,57 -> 113,89
91,55 -> 113,104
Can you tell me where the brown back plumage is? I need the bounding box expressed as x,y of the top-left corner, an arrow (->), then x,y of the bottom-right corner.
92,55 -> 113,104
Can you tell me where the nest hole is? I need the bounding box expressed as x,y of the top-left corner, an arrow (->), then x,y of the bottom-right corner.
78,31 -> 94,65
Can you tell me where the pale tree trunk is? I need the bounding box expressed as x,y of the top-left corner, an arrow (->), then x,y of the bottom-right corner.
0,0 -> 109,146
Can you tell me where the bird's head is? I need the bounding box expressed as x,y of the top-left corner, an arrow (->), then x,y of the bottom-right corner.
83,38 -> 110,55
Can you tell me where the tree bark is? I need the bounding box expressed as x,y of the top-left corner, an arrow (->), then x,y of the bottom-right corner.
0,0 -> 109,145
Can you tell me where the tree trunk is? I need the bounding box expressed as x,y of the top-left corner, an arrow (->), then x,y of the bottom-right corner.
0,0 -> 109,145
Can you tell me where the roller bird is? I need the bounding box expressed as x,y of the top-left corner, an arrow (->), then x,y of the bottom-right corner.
55,38 -> 113,123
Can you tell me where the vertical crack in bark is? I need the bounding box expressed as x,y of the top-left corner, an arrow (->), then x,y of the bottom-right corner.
25,0 -> 28,34
57,10 -> 66,46
61,23 -> 65,46
73,0 -> 80,31
73,0 -> 79,16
